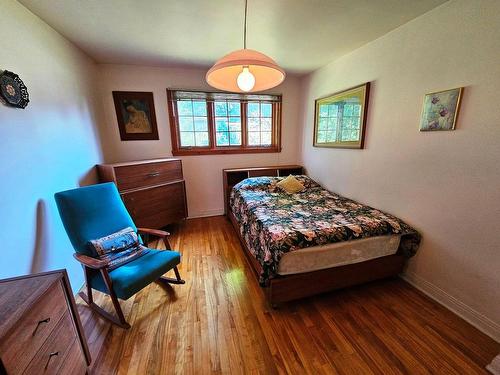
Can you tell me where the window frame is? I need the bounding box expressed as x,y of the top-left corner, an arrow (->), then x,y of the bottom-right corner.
167,89 -> 282,156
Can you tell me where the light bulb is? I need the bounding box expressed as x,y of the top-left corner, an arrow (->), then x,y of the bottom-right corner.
237,66 -> 255,92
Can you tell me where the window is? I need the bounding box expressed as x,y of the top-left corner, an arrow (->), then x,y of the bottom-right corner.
167,90 -> 281,155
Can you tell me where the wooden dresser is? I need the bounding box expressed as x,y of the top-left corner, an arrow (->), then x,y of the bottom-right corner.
97,158 -> 188,229
0,270 -> 90,375
222,165 -> 303,215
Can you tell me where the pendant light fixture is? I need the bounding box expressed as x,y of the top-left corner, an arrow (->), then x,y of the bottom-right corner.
206,0 -> 285,93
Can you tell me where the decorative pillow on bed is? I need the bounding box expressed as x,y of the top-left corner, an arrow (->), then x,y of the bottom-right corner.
87,227 -> 148,270
277,175 -> 305,194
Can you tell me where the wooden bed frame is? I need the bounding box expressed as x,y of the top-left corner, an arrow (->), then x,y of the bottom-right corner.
223,166 -> 406,306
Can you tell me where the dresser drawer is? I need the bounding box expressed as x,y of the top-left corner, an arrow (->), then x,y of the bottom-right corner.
114,160 -> 183,191
123,182 -> 186,228
0,281 -> 68,374
23,312 -> 78,375
55,339 -> 87,375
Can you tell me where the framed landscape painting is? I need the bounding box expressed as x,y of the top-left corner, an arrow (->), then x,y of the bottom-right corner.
419,87 -> 463,131
313,82 -> 370,149
112,91 -> 159,141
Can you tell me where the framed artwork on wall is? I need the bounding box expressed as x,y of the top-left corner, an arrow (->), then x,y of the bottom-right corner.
419,87 -> 463,131
112,91 -> 159,141
313,82 -> 370,149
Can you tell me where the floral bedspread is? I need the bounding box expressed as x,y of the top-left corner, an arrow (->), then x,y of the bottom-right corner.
230,176 -> 421,285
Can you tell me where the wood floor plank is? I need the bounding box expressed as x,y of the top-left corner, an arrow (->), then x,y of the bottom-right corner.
76,216 -> 499,374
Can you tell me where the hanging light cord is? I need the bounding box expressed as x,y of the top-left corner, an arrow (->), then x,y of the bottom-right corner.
243,0 -> 248,49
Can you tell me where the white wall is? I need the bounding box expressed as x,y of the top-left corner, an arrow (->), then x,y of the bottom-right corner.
299,0 -> 500,340
97,64 -> 302,217
0,0 -> 103,291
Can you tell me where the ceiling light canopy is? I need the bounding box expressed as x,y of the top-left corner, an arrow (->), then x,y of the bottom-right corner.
206,0 -> 285,93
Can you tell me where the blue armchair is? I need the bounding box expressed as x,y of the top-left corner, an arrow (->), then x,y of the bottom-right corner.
55,182 -> 185,328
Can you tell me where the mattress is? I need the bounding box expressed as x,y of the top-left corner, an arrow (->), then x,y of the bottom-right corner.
277,234 -> 401,275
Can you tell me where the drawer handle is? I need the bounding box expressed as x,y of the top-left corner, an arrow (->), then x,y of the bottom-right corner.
45,351 -> 59,369
32,317 -> 50,336
146,172 -> 160,178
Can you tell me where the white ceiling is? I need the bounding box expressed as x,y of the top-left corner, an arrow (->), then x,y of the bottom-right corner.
19,0 -> 447,74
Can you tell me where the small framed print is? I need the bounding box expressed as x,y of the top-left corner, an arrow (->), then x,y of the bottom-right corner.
419,87 -> 463,131
313,83 -> 370,149
112,91 -> 159,141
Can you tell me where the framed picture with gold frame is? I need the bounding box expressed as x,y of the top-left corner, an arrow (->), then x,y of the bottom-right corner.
419,87 -> 463,131
313,82 -> 370,149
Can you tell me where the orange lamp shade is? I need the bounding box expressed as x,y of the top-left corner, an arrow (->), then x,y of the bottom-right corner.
206,49 -> 285,93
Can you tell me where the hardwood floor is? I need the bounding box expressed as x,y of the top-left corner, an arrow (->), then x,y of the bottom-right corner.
77,216 -> 499,374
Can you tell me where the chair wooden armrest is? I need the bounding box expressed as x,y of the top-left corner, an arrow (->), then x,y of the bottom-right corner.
137,228 -> 172,250
73,253 -> 108,270
137,227 -> 171,238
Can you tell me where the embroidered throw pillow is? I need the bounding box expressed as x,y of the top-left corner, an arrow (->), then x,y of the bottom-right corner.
88,227 -> 148,270
277,175 -> 305,194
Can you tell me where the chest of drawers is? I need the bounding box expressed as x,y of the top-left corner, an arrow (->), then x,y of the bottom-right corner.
97,158 -> 188,229
0,270 -> 90,375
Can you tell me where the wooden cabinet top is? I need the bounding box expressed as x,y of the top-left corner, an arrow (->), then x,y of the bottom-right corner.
0,272 -> 61,339
97,157 -> 182,168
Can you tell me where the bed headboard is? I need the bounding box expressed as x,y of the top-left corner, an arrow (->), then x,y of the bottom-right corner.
222,165 -> 303,215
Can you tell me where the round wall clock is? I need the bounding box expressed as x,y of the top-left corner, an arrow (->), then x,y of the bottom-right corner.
0,70 -> 30,109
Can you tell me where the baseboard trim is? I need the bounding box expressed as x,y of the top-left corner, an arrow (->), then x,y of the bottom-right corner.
188,209 -> 224,219
401,272 -> 500,343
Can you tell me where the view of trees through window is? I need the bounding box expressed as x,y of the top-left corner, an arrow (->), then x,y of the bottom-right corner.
168,90 -> 281,155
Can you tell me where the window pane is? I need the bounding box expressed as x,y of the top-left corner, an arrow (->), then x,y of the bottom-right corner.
248,118 -> 260,131
351,130 -> 359,141
328,104 -> 338,117
180,132 -> 195,146
328,117 -> 337,129
228,101 -> 240,116
248,132 -> 260,145
318,118 -> 328,131
261,103 -> 272,117
192,101 -> 207,116
177,101 -> 192,116
216,132 -> 229,146
248,102 -> 260,117
341,129 -> 350,141
353,104 -> 361,116
352,116 -> 361,129
319,104 -> 329,117
317,131 -> 327,143
229,117 -> 241,131
179,117 -> 194,131
215,118 -> 228,132
261,118 -> 272,132
261,131 -> 272,145
326,131 -> 336,142
229,132 -> 241,145
344,104 -> 353,116
214,101 -> 227,116
195,132 -> 209,146
194,117 -> 208,131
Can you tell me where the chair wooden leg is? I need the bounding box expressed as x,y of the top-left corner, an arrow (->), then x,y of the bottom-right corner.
159,266 -> 186,285
100,269 -> 130,328
78,266 -> 130,329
